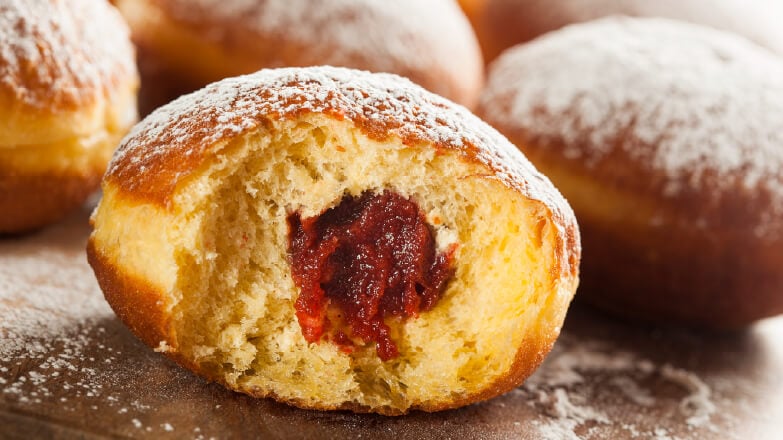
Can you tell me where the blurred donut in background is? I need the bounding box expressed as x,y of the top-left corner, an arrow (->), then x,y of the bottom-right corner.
469,0 -> 783,62
114,0 -> 484,115
0,0 -> 138,233
478,17 -> 783,329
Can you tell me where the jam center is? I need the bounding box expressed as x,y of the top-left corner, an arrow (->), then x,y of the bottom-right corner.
287,190 -> 456,361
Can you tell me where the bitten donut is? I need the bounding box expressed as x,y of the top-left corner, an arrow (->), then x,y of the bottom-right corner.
472,0 -> 783,62
478,18 -> 783,329
0,0 -> 138,234
87,66 -> 580,414
114,0 -> 483,114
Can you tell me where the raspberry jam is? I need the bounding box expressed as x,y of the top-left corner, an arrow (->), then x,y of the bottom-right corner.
287,190 -> 456,361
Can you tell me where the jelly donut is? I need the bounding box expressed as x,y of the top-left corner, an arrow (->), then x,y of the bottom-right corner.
472,0 -> 783,62
478,18 -> 783,328
0,0 -> 138,233
114,0 -> 484,114
87,66 -> 580,414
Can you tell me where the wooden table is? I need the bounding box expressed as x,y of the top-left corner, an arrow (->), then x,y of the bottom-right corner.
2,205 -> 782,439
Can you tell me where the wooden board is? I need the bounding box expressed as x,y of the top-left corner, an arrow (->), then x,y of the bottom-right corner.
2,205 -> 782,439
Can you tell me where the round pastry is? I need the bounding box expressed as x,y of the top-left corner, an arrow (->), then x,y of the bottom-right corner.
114,0 -> 484,114
478,17 -> 783,329
87,66 -> 580,414
473,0 -> 783,62
0,0 -> 138,234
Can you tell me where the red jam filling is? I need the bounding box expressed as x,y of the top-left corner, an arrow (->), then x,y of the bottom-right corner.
287,190 -> 456,361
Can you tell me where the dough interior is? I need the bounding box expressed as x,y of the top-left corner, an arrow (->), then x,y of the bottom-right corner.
94,114 -> 564,412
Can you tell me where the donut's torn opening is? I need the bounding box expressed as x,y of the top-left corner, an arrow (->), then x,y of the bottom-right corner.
150,115 -> 566,412
287,190 -> 457,361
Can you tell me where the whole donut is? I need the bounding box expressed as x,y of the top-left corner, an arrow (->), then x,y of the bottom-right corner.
478,17 -> 783,328
472,0 -> 783,62
115,0 -> 484,113
0,0 -> 138,233
87,66 -> 579,414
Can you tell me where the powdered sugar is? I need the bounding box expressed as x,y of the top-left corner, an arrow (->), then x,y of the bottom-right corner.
108,66 -> 578,273
0,245 -> 110,361
609,376 -> 656,407
520,333 -> 724,439
660,364 -> 717,427
481,17 -> 783,236
144,0 -> 480,104
0,215 -> 115,404
532,387 -> 614,440
480,0 -> 783,56
110,67 -> 480,172
0,211 -> 195,436
162,0 -> 460,69
539,387 -> 610,424
0,0 -> 136,109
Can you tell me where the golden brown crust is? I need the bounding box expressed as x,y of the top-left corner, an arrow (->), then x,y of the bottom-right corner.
0,173 -> 99,234
87,237 -> 210,388
86,239 -> 176,355
475,0 -> 783,62
116,0 -> 483,108
205,326 -> 556,415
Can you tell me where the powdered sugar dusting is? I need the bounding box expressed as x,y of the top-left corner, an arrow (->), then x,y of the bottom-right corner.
108,66 -> 577,270
0,226 -> 109,361
0,211 -> 199,436
481,0 -> 783,56
0,215 -> 119,414
161,0 -> 464,70
520,333 -> 723,439
539,387 -> 610,423
660,364 -> 717,427
110,67 -> 476,170
149,0 -> 480,104
0,0 -> 136,110
481,17 -> 783,237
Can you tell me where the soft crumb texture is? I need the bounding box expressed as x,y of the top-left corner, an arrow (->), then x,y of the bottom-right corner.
480,17 -> 783,235
0,0 -> 136,111
90,67 -> 579,414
